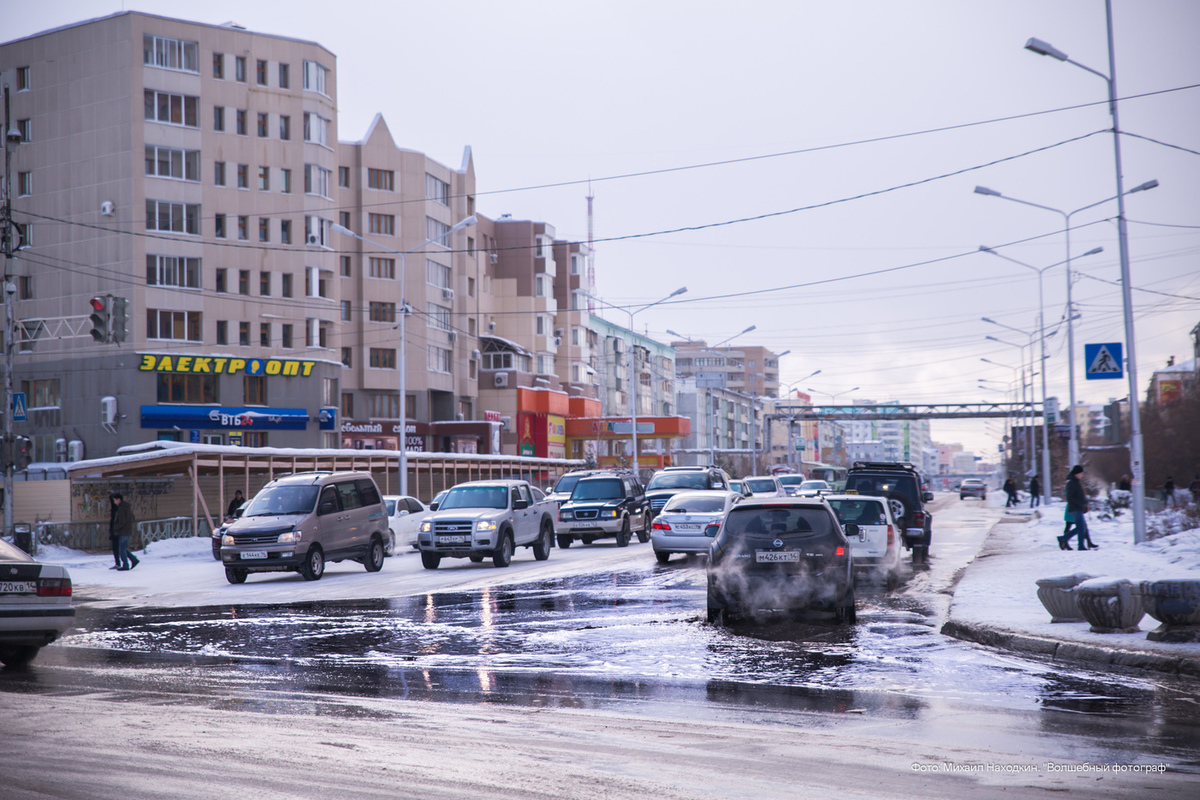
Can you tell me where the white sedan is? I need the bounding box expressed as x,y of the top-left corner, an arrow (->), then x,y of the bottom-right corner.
0,537 -> 75,667
382,495 -> 433,555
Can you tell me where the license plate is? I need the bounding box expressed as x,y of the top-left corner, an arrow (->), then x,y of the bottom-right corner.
674,523 -> 701,531
0,580 -> 36,594
755,551 -> 799,563
438,535 -> 468,544
239,550 -> 268,560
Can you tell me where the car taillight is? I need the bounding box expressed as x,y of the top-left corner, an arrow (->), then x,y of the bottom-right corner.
913,511 -> 925,527
835,546 -> 845,556
652,520 -> 670,531
38,577 -> 72,597
887,524 -> 894,545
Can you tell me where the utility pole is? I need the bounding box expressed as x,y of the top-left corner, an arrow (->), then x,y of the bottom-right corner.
2,77 -> 21,540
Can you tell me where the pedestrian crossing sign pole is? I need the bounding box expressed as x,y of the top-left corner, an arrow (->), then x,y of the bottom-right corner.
1085,343 -> 1123,380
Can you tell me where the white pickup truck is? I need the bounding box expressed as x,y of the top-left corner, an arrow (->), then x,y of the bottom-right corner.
416,480 -> 556,569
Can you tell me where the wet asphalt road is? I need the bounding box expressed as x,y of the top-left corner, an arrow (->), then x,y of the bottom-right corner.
4,497 -> 1200,776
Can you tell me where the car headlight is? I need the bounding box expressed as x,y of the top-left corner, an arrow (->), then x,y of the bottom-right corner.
277,531 -> 300,544
221,534 -> 234,546
559,510 -> 574,521
419,521 -> 432,533
603,509 -> 619,518
477,520 -> 498,532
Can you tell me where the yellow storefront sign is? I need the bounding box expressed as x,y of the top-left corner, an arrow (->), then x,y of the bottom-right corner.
138,354 -> 317,377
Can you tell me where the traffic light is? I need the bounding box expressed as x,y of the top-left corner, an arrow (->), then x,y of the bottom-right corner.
111,296 -> 128,343
1104,401 -> 1122,444
89,296 -> 111,342
15,436 -> 32,470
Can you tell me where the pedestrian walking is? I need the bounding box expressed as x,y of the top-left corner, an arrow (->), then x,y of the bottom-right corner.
1163,476 -> 1176,509
1028,475 -> 1041,508
107,495 -> 121,569
227,489 -> 245,519
112,492 -> 140,571
1003,475 -> 1017,508
1059,465 -> 1092,551
1190,475 -> 1200,507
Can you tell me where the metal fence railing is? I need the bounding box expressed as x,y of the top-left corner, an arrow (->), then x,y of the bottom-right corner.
30,517 -> 211,555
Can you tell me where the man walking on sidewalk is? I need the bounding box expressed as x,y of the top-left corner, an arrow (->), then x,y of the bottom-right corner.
1059,465 -> 1090,551
1029,475 -> 1041,508
112,493 -> 140,571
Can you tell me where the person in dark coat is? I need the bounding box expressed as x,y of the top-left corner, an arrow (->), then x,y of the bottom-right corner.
1003,475 -> 1017,508
108,495 -> 121,569
1028,475 -> 1041,508
1118,475 -> 1131,492
1059,465 -> 1091,550
1163,476 -> 1176,508
112,492 -> 139,570
227,490 -> 245,519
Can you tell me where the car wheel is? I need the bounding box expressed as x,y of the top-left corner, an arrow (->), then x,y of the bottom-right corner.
224,567 -> 247,584
655,551 -> 671,565
834,586 -> 857,624
493,531 -> 514,568
533,521 -> 553,561
364,536 -> 385,573
421,551 -> 441,570
707,604 -> 724,625
636,514 -> 650,543
557,534 -> 572,549
912,544 -> 928,565
0,645 -> 40,668
300,546 -> 325,581
616,518 -> 631,547
886,569 -> 900,591
960,494 -> 966,500
385,532 -> 396,557
212,539 -> 222,561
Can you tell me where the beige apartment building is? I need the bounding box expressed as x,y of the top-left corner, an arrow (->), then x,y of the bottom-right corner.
0,11 -> 487,460
673,341 -> 782,397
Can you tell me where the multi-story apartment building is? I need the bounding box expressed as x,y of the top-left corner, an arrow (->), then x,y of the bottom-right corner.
672,340 -> 782,398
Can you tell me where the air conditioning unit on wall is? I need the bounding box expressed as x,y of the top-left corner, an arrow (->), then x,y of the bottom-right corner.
494,372 -> 509,388
442,288 -> 454,301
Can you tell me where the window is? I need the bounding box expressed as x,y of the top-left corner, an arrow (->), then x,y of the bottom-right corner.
237,216 -> 248,240
341,350 -> 352,369
16,119 -> 30,142
15,223 -> 30,248
215,268 -> 227,293
19,276 -> 32,300
281,168 -> 292,193
258,166 -> 270,191
536,316 -> 547,336
302,60 -> 329,95
145,200 -> 200,234
213,106 -> 224,131
426,217 -> 451,246
143,34 -> 199,73
256,59 -> 267,85
338,166 -> 350,188
341,301 -> 352,321
259,217 -> 270,242
368,257 -> 395,279
535,274 -> 551,297
282,274 -> 293,297
282,324 -> 293,349
16,66 -> 30,91
212,53 -> 224,79
235,56 -> 246,82
369,349 -> 396,369
280,220 -> 292,244
339,211 -> 351,230
260,271 -> 271,295
305,216 -> 330,247
468,277 -> 475,297
22,378 -> 60,408
146,255 -> 200,289
468,317 -> 476,337
237,164 -> 248,189
426,259 -> 451,288
216,320 -> 228,345
17,172 -> 31,196
278,63 -> 290,88
238,270 -> 250,295
259,322 -> 271,347
215,214 -> 226,239
144,90 -> 199,127
242,432 -> 268,447
303,112 -> 330,146
426,173 -> 450,205
467,237 -> 475,256
257,112 -> 268,137
306,267 -> 330,298
426,304 -> 451,331
340,256 -> 351,277
145,146 -> 200,181
279,115 -> 290,140
341,391 -> 354,416
367,393 -> 400,419
239,321 -> 250,346
156,373 -> 217,403
304,164 -> 330,197
369,302 -> 396,322
214,161 -> 226,186
428,346 -> 452,374
146,309 -> 201,341
368,214 -> 395,235
368,169 -> 394,191
236,109 -> 247,135
245,375 -> 267,404
571,254 -> 582,275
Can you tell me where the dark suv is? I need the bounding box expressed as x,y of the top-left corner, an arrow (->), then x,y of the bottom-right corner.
844,462 -> 933,563
556,472 -> 648,548
644,466 -> 729,518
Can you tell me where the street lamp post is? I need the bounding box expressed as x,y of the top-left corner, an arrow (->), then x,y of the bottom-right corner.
1025,2 -> 1148,541
332,216 -> 476,496
980,246 -> 1101,505
981,357 -> 1029,474
707,326 -> 756,466
984,336 -> 1034,474
780,369 -> 820,472
974,179 -> 1158,465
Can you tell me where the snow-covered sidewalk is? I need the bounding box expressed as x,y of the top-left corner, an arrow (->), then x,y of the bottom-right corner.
945,494 -> 1200,676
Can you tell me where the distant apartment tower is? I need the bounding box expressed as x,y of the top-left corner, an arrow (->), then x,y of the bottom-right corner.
673,340 -> 782,397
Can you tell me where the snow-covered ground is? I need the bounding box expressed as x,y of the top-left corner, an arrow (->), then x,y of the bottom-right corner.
948,490 -> 1200,662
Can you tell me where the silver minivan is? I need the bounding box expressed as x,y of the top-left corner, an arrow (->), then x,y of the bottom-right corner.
219,472 -> 389,584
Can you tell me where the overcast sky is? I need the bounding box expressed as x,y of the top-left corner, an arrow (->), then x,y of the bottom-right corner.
7,0 -> 1199,455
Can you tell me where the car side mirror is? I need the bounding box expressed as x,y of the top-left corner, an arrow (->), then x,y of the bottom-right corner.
704,522 -> 720,538
512,498 -> 529,510
319,501 -> 336,515
923,492 -> 934,502
844,523 -> 860,537
429,502 -> 439,511
398,509 -> 409,517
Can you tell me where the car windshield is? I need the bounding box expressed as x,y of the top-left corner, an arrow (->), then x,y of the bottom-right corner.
553,474 -> 584,494
243,485 -> 320,516
440,486 -> 508,510
385,499 -> 397,515
800,480 -> 829,490
847,475 -> 918,503
746,479 -> 777,493
826,499 -> 887,525
647,473 -> 709,490
572,479 -> 624,501
724,506 -> 833,538
663,495 -> 725,513
777,475 -> 805,487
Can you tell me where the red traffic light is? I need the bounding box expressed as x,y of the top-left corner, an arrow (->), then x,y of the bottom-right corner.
90,296 -> 106,312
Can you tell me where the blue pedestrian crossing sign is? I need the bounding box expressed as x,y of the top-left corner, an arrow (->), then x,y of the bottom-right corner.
12,392 -> 26,421
1085,343 -> 1123,380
